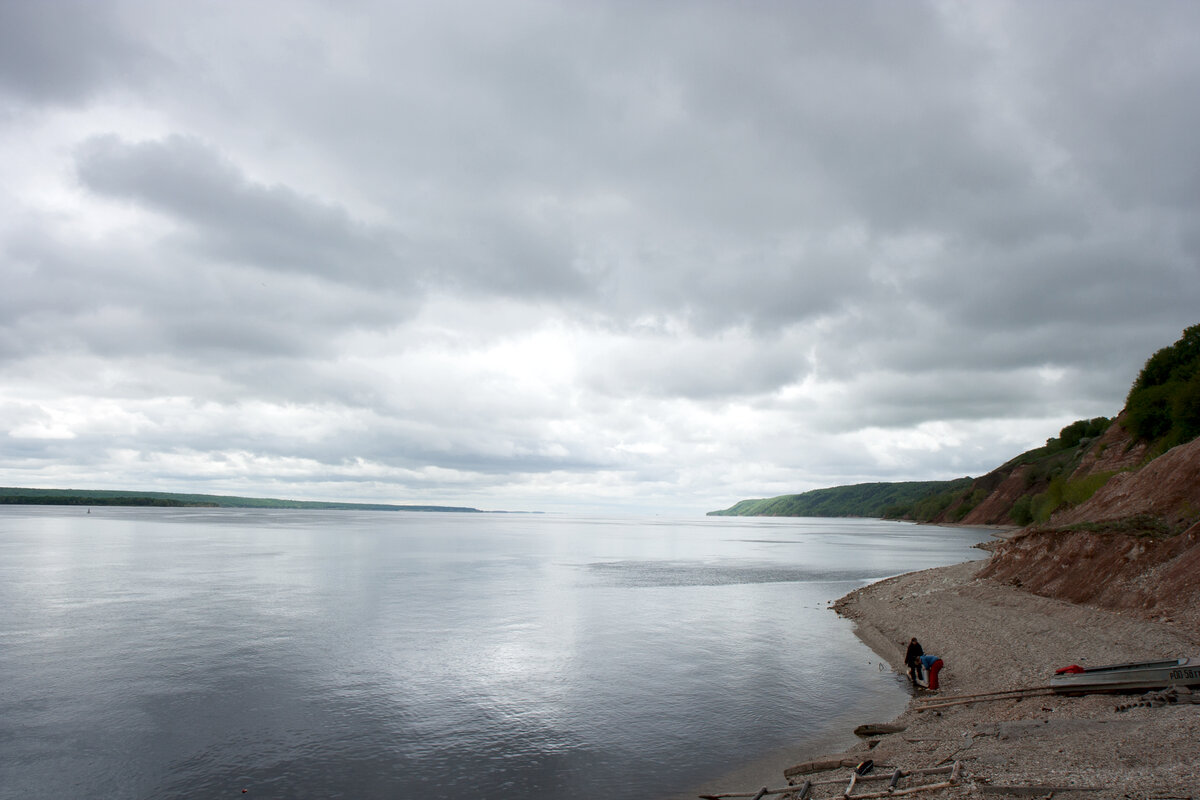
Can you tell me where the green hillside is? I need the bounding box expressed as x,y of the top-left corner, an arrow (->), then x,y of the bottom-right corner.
708,478 -> 973,518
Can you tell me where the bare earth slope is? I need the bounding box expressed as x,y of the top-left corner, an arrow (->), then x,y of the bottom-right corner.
978,527 -> 1200,631
971,436 -> 1200,634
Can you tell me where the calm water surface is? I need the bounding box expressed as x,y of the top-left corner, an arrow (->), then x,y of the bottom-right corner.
0,507 -> 991,799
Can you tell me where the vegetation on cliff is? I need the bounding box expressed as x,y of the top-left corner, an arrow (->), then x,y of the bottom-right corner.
711,325 -> 1200,530
1124,322 -> 1200,450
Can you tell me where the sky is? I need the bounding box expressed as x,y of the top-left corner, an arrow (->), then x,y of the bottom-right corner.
2,0 -> 1199,515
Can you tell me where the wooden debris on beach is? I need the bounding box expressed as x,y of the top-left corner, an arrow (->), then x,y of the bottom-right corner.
700,761 -> 962,800
918,679 -> 1200,713
914,686 -> 1055,711
1114,685 -> 1199,712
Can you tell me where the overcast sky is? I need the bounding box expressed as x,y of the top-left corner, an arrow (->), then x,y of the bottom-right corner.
2,1 -> 1198,515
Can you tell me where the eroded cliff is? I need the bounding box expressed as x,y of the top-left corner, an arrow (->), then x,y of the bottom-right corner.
974,432 -> 1200,625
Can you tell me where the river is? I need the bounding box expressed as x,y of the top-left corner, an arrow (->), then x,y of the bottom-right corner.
0,506 -> 991,799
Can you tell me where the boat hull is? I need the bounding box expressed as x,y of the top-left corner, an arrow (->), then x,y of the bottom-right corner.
1050,657 -> 1200,693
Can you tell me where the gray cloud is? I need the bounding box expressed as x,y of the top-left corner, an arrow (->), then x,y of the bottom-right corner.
0,0 -> 168,104
2,0 -> 1199,512
2,220 -> 406,368
75,134 -> 411,287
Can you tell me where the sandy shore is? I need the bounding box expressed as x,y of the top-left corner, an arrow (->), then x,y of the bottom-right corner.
699,552 -> 1200,799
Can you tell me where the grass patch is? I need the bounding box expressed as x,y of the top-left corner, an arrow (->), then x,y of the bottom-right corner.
1062,470 -> 1118,505
1028,470 -> 1121,523
1053,515 -> 1182,539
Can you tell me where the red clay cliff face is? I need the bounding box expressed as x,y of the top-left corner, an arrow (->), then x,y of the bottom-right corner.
957,466 -> 1031,526
1051,434 -> 1200,529
977,431 -> 1200,628
978,525 -> 1200,630
938,416 -> 1200,530
916,402 -> 1200,624
1067,412 -> 1150,481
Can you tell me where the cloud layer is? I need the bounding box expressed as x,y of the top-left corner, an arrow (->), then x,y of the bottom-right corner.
3,0 -> 1199,513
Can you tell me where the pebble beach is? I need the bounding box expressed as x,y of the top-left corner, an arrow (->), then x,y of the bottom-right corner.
700,551 -> 1200,799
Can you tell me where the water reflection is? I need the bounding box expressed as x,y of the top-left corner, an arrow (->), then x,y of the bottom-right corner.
0,508 -> 990,799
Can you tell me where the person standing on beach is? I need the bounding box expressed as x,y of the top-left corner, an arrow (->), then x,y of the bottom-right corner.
904,637 -> 924,683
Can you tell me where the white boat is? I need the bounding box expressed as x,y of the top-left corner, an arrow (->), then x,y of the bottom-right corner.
1050,657 -> 1200,693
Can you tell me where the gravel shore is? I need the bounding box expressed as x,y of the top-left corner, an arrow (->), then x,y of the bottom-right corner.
815,557 -> 1200,798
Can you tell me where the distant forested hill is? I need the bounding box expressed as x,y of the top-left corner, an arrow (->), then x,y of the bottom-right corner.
708,479 -> 973,518
0,487 -> 483,513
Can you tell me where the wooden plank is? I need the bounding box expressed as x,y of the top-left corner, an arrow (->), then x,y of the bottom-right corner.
850,779 -> 954,799
916,689 -> 1056,711
914,686 -> 1046,704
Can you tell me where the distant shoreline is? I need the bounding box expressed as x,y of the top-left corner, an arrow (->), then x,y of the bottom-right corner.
0,486 -> 531,514
1,494 -> 217,507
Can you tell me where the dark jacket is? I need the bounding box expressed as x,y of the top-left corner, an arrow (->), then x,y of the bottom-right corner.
904,640 -> 924,668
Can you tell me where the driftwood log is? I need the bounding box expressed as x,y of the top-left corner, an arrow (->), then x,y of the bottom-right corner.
853,723 -> 907,737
